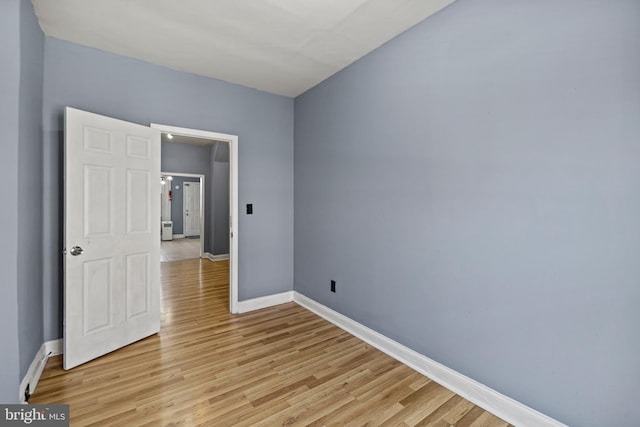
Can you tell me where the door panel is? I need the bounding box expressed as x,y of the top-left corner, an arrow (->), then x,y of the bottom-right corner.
127,169 -> 151,233
84,165 -> 114,237
126,253 -> 150,319
82,259 -> 112,334
64,107 -> 160,369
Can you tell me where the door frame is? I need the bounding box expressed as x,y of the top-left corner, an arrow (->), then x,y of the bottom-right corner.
161,171 -> 205,257
152,124 -> 239,314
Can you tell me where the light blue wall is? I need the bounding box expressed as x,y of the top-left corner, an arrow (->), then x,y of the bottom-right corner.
0,0 -> 45,400
294,1 -> 640,426
0,0 -> 23,404
42,38 -> 294,341
17,0 -> 44,380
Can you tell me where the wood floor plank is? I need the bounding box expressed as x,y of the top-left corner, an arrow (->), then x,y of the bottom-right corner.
30,258 -> 513,426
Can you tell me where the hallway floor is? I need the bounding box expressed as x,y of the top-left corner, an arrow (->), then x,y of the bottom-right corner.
160,237 -> 200,262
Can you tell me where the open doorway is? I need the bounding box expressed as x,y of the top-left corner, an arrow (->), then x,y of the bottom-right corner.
152,124 -> 239,314
160,172 -> 204,262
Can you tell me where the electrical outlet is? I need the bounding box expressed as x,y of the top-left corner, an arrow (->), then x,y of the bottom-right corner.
331,280 -> 336,293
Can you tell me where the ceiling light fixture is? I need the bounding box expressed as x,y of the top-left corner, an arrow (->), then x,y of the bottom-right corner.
167,133 -> 173,139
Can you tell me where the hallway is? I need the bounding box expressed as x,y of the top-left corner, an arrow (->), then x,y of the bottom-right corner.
160,237 -> 200,262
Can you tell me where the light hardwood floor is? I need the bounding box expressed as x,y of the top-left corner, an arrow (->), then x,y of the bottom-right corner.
160,237 -> 200,262
31,259 -> 512,426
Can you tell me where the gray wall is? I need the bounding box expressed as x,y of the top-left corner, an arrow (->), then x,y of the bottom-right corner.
294,1 -> 640,426
213,159 -> 230,255
0,0 -> 23,404
211,141 -> 230,255
43,38 -> 294,341
17,0 -> 44,380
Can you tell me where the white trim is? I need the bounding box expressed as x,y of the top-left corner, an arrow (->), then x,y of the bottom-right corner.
152,124 -> 239,314
204,252 -> 229,261
292,292 -> 566,427
237,291 -> 294,314
45,339 -> 63,356
19,339 -> 62,403
171,234 -> 185,239
228,130 -> 239,314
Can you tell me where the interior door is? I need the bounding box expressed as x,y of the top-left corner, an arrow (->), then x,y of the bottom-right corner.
183,181 -> 201,237
64,107 -> 161,370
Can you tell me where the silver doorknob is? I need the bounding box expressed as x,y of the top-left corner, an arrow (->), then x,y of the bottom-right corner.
70,246 -> 83,256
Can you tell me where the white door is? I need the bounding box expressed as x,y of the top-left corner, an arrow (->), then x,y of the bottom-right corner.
183,181 -> 201,237
64,107 -> 161,370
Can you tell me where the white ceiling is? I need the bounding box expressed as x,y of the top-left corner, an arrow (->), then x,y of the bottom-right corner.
31,0 -> 454,97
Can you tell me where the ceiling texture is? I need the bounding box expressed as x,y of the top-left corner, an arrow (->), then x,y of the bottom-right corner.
31,0 -> 454,97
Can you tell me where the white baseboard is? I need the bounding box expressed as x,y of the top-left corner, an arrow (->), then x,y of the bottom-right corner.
204,252 -> 229,262
237,291 -> 294,314
45,339 -> 63,357
172,234 -> 185,239
19,339 -> 62,403
292,292 -> 566,427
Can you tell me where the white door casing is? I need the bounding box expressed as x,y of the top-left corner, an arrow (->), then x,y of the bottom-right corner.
183,181 -> 201,237
150,124 -> 239,314
64,107 -> 161,370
